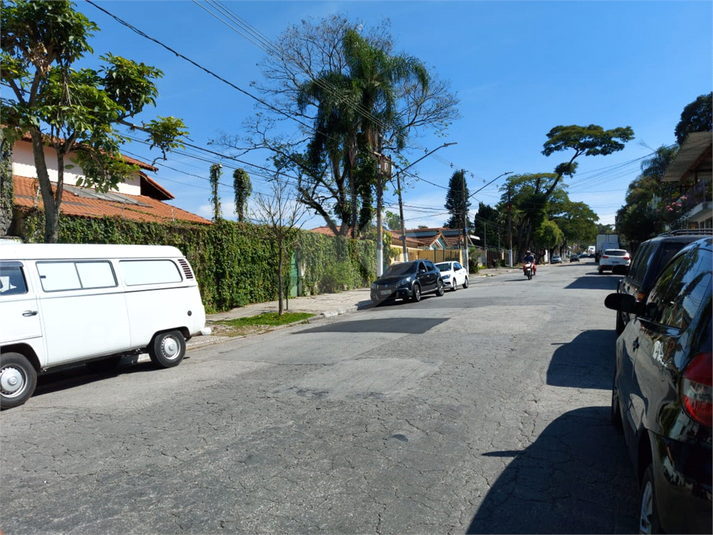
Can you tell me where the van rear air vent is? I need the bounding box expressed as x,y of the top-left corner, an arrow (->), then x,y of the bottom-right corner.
177,259 -> 194,279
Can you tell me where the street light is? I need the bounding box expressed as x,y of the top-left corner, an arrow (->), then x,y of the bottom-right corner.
465,171 -> 513,270
379,142 -> 457,272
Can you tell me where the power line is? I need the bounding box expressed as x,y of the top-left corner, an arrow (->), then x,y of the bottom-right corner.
84,0 -> 315,132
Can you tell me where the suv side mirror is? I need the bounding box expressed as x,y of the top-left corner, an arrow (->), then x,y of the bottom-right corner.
604,293 -> 638,313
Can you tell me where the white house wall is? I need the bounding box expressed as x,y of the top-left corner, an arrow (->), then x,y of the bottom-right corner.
12,143 -> 142,196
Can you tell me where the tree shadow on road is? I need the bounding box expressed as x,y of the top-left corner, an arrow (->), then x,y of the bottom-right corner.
565,273 -> 622,291
467,406 -> 637,534
546,329 -> 618,390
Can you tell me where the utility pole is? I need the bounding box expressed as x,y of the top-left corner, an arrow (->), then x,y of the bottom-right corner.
462,171 -> 468,269
376,153 -> 390,277
396,170 -> 408,261
507,184 -> 513,267
466,171 -> 514,268
392,142 -> 458,265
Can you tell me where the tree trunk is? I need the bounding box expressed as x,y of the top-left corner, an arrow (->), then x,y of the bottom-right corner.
277,239 -> 284,315
0,134 -> 14,236
29,131 -> 61,243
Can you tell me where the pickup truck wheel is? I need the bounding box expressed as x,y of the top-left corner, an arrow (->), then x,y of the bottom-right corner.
149,330 -> 186,368
0,352 -> 37,410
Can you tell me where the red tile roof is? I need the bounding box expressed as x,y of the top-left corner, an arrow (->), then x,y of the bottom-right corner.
13,175 -> 210,225
310,225 -> 354,236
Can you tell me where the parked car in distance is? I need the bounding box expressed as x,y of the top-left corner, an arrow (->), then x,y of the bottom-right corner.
598,248 -> 630,274
551,255 -> 562,264
569,254 -> 579,262
370,259 -> 444,304
604,237 -> 712,534
615,229 -> 713,334
434,261 -> 469,291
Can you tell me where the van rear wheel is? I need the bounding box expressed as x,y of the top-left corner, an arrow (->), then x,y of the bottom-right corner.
0,352 -> 37,410
149,330 -> 186,368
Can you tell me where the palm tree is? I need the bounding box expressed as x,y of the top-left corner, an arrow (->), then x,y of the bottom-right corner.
297,29 -> 430,238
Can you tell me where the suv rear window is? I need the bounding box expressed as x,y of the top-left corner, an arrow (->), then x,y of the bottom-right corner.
604,250 -> 627,256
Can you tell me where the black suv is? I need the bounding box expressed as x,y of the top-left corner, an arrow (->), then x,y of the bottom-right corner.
615,229 -> 713,334
370,259 -> 444,304
605,237 -> 712,534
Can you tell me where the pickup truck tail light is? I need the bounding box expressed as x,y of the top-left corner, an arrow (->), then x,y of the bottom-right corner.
682,352 -> 712,428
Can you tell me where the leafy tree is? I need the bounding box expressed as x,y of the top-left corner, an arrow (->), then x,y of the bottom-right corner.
474,202 -> 501,249
542,124 -> 635,195
384,210 -> 402,231
209,164 -> 222,221
549,198 -> 598,249
497,124 -> 633,257
1,0 -> 187,242
533,219 -> 564,253
675,92 -> 712,145
444,169 -> 471,230
0,130 -> 13,236
232,168 -> 252,222
499,173 -> 556,257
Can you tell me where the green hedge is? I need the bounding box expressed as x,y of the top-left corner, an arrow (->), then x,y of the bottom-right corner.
19,209 -> 377,313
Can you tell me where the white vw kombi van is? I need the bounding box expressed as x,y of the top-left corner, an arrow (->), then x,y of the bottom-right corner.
0,244 -> 210,409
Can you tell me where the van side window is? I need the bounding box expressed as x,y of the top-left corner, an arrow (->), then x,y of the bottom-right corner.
37,261 -> 117,292
120,260 -> 182,286
75,262 -> 117,289
0,264 -> 28,296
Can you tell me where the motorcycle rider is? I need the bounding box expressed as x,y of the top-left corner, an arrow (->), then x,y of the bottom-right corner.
523,250 -> 537,276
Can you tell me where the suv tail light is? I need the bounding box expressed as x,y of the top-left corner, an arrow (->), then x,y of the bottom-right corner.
682,352 -> 712,428
601,254 -> 609,259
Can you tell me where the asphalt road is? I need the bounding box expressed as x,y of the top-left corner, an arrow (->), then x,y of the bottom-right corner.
0,260 -> 639,534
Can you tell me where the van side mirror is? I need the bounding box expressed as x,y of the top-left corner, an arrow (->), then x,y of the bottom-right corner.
604,293 -> 638,313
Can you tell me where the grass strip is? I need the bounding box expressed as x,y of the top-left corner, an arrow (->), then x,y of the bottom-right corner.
215,312 -> 314,328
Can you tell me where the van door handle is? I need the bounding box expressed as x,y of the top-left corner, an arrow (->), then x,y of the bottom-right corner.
22,310 -> 38,317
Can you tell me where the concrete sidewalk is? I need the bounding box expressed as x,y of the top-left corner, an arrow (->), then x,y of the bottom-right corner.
206,266 -> 519,322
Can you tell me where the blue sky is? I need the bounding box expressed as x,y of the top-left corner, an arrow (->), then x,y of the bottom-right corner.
74,1 -> 712,229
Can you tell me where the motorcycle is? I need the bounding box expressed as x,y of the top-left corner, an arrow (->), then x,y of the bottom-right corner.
523,262 -> 534,280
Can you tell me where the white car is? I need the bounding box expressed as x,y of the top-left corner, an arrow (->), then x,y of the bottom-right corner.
434,261 -> 469,291
598,248 -> 631,274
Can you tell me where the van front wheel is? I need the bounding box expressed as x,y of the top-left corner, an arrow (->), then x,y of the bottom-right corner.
149,330 -> 186,368
0,352 -> 37,410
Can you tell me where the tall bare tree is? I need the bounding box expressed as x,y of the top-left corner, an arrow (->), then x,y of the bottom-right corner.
252,177 -> 308,315
214,14 -> 458,236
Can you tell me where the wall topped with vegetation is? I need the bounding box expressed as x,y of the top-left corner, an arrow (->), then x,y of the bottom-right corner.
18,209 -> 377,313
